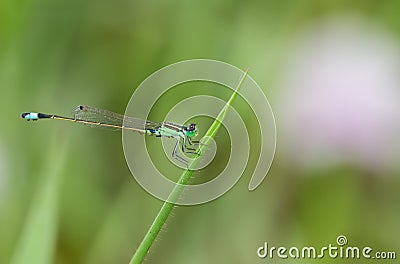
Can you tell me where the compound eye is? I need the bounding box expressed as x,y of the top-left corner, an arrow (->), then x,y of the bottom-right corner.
189,124 -> 196,131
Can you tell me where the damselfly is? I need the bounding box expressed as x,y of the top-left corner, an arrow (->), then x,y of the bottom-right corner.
21,105 -> 200,165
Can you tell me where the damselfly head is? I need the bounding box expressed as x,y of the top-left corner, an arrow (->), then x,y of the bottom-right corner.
186,123 -> 198,137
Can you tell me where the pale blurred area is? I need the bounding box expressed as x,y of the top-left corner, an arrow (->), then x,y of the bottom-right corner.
276,15 -> 400,173
1,1 -> 400,264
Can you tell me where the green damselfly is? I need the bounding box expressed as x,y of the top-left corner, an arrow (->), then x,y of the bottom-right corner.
21,105 -> 200,165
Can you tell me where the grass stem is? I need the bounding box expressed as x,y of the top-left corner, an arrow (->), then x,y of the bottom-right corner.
130,69 -> 248,264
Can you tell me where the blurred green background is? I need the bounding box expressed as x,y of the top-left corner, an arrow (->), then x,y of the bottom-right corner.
1,1 -> 400,263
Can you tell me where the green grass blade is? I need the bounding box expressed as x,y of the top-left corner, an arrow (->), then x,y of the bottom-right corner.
130,69 -> 249,264
10,135 -> 68,264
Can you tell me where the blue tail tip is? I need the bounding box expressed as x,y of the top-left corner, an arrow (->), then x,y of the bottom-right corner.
21,112 -> 39,120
